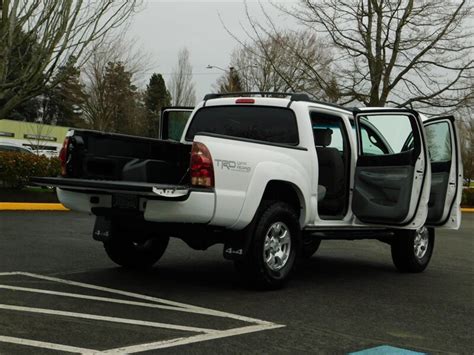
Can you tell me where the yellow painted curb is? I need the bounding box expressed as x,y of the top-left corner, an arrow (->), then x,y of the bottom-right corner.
0,203 -> 472,212
0,203 -> 69,211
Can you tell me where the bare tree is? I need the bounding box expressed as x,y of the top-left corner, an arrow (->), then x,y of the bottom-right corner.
0,0 -> 141,118
168,48 -> 196,106
24,121 -> 54,154
227,30 -> 337,100
236,0 -> 473,112
454,86 -> 473,184
82,38 -> 150,134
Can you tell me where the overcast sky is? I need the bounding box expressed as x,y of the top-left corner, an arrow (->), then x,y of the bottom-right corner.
126,0 -> 299,101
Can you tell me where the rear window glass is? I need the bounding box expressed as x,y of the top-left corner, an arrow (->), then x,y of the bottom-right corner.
185,106 -> 299,145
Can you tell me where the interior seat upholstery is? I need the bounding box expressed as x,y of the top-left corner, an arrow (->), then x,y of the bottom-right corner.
314,128 -> 345,215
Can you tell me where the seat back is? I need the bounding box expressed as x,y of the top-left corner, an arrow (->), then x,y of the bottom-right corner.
313,129 -> 345,215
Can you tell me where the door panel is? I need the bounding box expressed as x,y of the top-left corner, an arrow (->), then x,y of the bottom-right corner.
353,165 -> 414,222
352,110 -> 429,226
423,116 -> 461,228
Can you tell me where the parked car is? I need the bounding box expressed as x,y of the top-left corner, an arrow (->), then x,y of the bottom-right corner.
0,142 -> 34,154
33,92 -> 463,289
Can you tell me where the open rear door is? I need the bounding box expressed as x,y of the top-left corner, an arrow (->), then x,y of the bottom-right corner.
352,109 -> 430,228
423,116 -> 462,229
159,107 -> 194,141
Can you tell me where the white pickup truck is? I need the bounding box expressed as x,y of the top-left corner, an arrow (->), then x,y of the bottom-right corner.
34,92 -> 463,289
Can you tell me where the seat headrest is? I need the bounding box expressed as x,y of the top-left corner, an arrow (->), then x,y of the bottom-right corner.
313,128 -> 333,147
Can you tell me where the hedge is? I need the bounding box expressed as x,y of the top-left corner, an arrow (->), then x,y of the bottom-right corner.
0,151 -> 61,189
462,188 -> 474,207
0,150 -> 473,207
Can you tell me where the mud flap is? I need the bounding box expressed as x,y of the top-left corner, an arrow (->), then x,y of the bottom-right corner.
223,224 -> 255,261
93,216 -> 113,242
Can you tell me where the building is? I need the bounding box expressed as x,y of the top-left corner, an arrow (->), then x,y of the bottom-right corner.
0,119 -> 69,157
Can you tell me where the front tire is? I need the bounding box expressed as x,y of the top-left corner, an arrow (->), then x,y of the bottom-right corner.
391,227 -> 434,273
104,236 -> 169,269
235,201 -> 301,289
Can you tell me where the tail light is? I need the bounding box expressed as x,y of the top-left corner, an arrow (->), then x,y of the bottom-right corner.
190,142 -> 214,188
59,137 -> 70,176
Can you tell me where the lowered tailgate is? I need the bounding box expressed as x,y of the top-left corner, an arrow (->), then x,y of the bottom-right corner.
32,177 -> 190,197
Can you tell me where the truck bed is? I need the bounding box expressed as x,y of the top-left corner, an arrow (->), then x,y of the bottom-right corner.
57,129 -> 192,185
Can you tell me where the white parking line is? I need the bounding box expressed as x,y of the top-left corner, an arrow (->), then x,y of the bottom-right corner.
0,284 -> 227,316
0,304 -> 216,334
0,272 -> 285,353
0,335 -> 98,354
16,271 -> 276,325
103,324 -> 285,354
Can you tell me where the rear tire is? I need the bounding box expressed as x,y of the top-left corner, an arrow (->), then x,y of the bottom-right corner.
391,227 -> 434,273
234,201 -> 301,290
104,236 -> 169,269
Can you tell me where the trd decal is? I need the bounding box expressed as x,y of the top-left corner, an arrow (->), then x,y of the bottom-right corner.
215,159 -> 251,173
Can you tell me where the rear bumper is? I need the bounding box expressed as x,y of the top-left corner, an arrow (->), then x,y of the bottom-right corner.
57,188 -> 215,224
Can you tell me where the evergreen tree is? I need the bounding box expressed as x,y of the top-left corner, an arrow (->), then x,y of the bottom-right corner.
2,30 -> 42,121
144,73 -> 171,136
217,68 -> 243,93
103,61 -> 139,134
42,61 -> 87,127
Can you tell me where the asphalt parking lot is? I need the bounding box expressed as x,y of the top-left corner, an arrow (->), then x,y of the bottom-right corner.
0,211 -> 472,354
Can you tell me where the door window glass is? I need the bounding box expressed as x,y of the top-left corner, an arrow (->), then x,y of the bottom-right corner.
163,111 -> 192,141
359,114 -> 414,155
425,122 -> 451,162
360,126 -> 387,155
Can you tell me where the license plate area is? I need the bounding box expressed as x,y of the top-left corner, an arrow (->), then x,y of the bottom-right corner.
112,194 -> 139,210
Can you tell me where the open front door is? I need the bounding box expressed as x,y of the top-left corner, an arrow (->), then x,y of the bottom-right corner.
352,109 -> 430,228
159,107 -> 194,141
423,116 -> 462,229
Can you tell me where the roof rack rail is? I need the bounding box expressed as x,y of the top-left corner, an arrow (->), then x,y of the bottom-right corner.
203,92 -> 311,102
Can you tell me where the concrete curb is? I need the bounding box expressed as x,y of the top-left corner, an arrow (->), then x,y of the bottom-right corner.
0,203 -> 69,211
0,203 -> 473,212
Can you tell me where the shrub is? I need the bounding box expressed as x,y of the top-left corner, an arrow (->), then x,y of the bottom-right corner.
0,152 -> 61,189
462,188 -> 474,207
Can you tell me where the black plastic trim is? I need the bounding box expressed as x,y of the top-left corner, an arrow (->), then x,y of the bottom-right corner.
203,92 -> 311,101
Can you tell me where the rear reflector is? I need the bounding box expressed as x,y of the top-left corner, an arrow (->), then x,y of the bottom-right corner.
59,137 -> 70,176
235,98 -> 255,104
190,142 -> 214,188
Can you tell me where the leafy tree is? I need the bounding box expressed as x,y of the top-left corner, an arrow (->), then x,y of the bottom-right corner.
144,73 -> 171,136
42,61 -> 87,127
7,97 -> 41,121
0,0 -> 141,119
216,68 -> 243,93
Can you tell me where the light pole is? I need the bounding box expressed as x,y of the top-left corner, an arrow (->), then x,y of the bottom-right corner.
206,65 -> 235,73
206,65 -> 240,92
